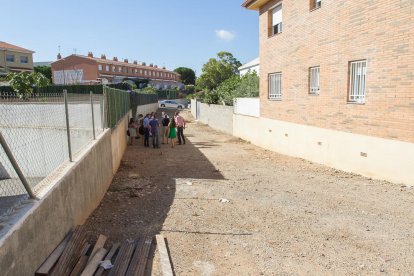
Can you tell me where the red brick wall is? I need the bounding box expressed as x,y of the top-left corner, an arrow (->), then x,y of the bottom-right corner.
258,0 -> 414,143
51,56 -> 98,83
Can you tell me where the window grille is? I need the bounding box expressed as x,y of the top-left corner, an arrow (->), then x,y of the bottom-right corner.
269,73 -> 282,100
348,60 -> 367,103
309,66 -> 320,94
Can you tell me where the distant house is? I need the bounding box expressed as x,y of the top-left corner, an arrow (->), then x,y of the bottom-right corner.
0,41 -> 34,74
238,57 -> 259,76
51,52 -> 183,89
34,61 -> 53,67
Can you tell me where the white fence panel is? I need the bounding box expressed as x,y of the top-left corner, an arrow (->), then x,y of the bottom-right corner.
234,98 -> 260,117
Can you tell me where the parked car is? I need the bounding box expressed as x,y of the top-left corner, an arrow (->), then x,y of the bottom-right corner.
159,100 -> 183,109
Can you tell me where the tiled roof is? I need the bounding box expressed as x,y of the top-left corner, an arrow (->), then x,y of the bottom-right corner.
74,54 -> 177,74
0,41 -> 34,54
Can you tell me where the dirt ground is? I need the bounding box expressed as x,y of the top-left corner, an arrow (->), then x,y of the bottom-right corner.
84,109 -> 414,275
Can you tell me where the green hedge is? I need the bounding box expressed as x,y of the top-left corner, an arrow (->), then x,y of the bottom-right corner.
0,84 -> 104,95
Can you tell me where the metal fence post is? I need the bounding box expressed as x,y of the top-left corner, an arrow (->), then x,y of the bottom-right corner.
64,89 -> 73,162
90,91 -> 96,140
0,131 -> 36,199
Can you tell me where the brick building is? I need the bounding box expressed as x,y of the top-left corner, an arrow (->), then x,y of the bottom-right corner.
51,52 -> 183,89
240,0 -> 414,184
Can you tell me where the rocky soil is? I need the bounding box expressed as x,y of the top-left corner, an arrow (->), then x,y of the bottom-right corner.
84,109 -> 414,275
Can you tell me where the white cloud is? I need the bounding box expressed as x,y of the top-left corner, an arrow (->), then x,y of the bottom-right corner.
215,30 -> 235,42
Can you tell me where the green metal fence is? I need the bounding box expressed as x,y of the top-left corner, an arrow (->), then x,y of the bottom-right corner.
157,90 -> 178,100
104,86 -> 131,129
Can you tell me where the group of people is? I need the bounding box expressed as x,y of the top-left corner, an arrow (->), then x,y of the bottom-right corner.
128,111 -> 186,149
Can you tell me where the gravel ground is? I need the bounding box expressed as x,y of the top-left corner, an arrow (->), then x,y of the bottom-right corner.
84,109 -> 414,275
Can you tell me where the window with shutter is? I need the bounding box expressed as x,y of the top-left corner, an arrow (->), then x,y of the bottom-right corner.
310,0 -> 321,11
268,4 -> 282,37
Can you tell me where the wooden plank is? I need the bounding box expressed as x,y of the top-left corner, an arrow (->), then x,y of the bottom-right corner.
51,225 -> 87,276
87,234 -> 107,263
125,239 -> 143,276
36,230 -> 73,276
80,247 -> 108,276
68,255 -> 88,276
126,237 -> 153,276
156,235 -> 173,276
108,241 -> 135,276
94,243 -> 120,276
68,244 -> 91,276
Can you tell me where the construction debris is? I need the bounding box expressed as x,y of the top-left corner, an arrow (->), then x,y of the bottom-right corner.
35,226 -> 160,276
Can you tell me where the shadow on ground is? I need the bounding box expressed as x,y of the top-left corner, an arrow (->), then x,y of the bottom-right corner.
83,108 -> 224,247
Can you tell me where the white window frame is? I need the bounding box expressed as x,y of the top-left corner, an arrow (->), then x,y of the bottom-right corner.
309,66 -> 320,94
105,65 -> 109,71
269,72 -> 282,100
6,54 -> 15,62
118,67 -> 122,73
348,60 -> 367,104
270,3 -> 282,36
98,64 -> 103,71
112,66 -> 116,72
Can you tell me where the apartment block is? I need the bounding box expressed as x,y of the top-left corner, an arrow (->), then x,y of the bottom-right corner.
241,0 -> 414,184
51,52 -> 182,89
0,41 -> 34,74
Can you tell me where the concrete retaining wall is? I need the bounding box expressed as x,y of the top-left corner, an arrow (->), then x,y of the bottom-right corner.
197,103 -> 233,135
111,113 -> 129,175
0,129 -> 114,276
233,114 -> 414,185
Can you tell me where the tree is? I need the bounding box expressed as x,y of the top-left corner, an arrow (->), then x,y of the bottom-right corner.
7,71 -> 49,99
174,67 -> 196,85
196,52 -> 242,91
203,71 -> 259,105
34,66 -> 52,82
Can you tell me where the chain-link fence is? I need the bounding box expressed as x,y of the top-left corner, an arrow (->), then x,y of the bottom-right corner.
0,88 -> 111,217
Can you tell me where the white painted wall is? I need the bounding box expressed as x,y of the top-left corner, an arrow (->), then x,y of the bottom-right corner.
234,98 -> 260,117
136,103 -> 159,116
233,114 -> 414,185
191,99 -> 197,118
195,102 -> 234,135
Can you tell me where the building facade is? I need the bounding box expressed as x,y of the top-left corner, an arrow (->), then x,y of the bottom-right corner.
0,41 -> 34,74
51,52 -> 183,89
241,0 -> 414,184
239,57 -> 260,76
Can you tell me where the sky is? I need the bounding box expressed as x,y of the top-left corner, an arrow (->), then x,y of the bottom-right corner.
2,0 -> 259,75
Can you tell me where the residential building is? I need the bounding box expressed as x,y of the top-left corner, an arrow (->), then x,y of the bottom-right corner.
51,52 -> 183,89
0,41 -> 34,74
34,61 -> 53,67
241,0 -> 414,184
239,57 -> 260,76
